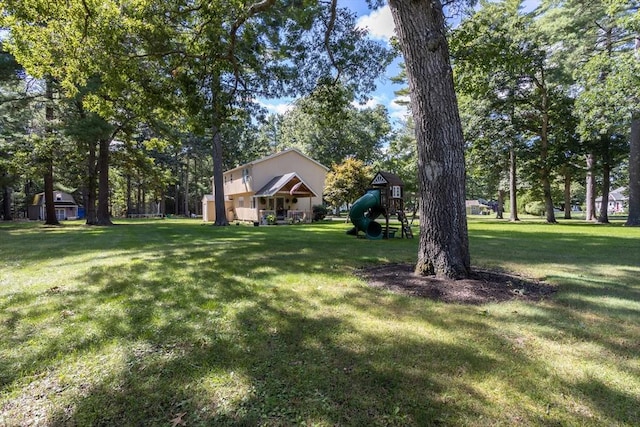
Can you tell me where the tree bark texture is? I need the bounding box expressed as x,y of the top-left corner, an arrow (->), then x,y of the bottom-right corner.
389,0 -> 470,279
563,171 -> 572,219
626,115 -> 640,226
96,138 -> 113,225
85,141 -> 98,225
538,80 -> 556,224
212,123 -> 229,226
585,153 -> 596,221
2,182 -> 12,221
184,155 -> 190,216
43,162 -> 59,225
43,77 -> 59,226
597,135 -> 610,224
509,145 -> 519,221
496,189 -> 504,219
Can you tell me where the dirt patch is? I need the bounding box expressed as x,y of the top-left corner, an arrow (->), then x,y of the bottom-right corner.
357,263 -> 556,305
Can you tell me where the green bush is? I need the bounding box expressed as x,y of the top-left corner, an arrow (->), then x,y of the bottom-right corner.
312,205 -> 328,221
524,201 -> 545,216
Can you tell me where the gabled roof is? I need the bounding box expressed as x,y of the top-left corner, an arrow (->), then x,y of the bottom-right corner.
254,172 -> 317,198
371,171 -> 403,187
32,191 -> 78,206
224,148 -> 329,175
596,187 -> 627,202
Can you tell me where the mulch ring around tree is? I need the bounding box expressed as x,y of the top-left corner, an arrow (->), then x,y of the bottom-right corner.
356,263 -> 557,305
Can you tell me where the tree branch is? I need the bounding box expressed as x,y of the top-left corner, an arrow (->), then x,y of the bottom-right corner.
225,0 -> 276,98
81,0 -> 92,40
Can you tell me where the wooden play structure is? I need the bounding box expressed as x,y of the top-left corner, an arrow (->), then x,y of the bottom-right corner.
348,171 -> 413,239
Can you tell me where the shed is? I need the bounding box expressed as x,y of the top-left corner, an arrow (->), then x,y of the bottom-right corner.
28,191 -> 79,221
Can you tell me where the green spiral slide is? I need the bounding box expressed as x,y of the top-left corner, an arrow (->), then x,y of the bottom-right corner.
347,189 -> 384,240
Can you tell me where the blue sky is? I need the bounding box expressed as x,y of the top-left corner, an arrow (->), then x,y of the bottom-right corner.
260,0 -> 540,124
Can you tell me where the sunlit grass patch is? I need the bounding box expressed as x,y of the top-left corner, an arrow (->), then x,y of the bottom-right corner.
1,218 -> 639,425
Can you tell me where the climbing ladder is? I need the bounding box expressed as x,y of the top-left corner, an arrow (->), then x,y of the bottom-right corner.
397,210 -> 414,239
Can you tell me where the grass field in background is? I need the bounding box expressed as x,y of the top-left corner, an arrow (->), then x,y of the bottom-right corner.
1,217 -> 639,426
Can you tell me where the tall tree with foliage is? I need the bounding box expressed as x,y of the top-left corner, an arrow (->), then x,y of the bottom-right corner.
0,41 -> 26,221
451,1 -> 541,222
539,0 -> 640,223
387,0 -> 470,278
278,81 -> 391,167
1,1 -> 150,226
127,1 -> 393,225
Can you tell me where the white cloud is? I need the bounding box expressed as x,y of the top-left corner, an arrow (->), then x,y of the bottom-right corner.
259,99 -> 294,115
356,5 -> 395,41
351,96 -> 383,110
389,96 -> 409,121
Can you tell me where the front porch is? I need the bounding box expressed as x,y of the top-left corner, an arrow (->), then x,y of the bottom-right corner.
258,209 -> 312,225
252,172 -> 317,224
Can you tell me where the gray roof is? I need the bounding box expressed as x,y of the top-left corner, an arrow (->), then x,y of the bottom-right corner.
254,172 -> 317,198
595,187 -> 627,202
32,191 -> 78,206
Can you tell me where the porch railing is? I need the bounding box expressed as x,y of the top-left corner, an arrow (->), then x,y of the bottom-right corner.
258,209 -> 311,224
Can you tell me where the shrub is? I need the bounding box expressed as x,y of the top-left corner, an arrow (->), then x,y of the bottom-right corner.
525,201 -> 545,216
312,205 -> 328,221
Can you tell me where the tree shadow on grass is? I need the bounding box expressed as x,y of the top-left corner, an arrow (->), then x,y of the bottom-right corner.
23,262 -> 497,426
3,221 -> 640,425
1,230 -> 499,426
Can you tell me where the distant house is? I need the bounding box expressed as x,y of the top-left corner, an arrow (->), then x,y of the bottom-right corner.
202,148 -> 328,223
596,187 -> 627,214
28,191 -> 79,221
466,199 -> 491,215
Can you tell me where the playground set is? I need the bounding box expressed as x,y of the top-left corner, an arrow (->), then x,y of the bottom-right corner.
347,171 -> 413,240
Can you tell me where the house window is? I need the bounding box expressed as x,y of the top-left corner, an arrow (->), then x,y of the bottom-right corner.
250,198 -> 256,209
242,168 -> 250,183
238,197 -> 244,208
55,193 -> 62,201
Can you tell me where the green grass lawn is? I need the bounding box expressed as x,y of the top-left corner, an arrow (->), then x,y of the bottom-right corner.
1,217 -> 639,426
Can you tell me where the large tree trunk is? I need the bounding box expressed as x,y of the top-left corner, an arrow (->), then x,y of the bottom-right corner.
126,175 -> 132,217
43,162 -> 59,225
96,138 -> 113,225
539,77 -> 556,224
85,141 -> 98,225
184,154 -> 190,216
563,170 -> 572,220
626,35 -> 640,226
509,144 -> 519,221
597,135 -> 611,224
43,77 -> 59,226
585,153 -> 597,221
212,122 -> 229,226
542,174 -> 556,223
2,182 -> 12,221
389,0 -> 469,279
626,114 -> 640,226
496,189 -> 504,219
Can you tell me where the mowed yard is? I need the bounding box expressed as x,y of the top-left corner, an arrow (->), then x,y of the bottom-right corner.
0,217 -> 639,426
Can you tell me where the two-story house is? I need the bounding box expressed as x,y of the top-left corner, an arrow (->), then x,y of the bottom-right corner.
202,148 -> 328,223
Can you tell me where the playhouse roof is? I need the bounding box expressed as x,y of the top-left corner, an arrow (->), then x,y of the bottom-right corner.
371,171 -> 403,187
